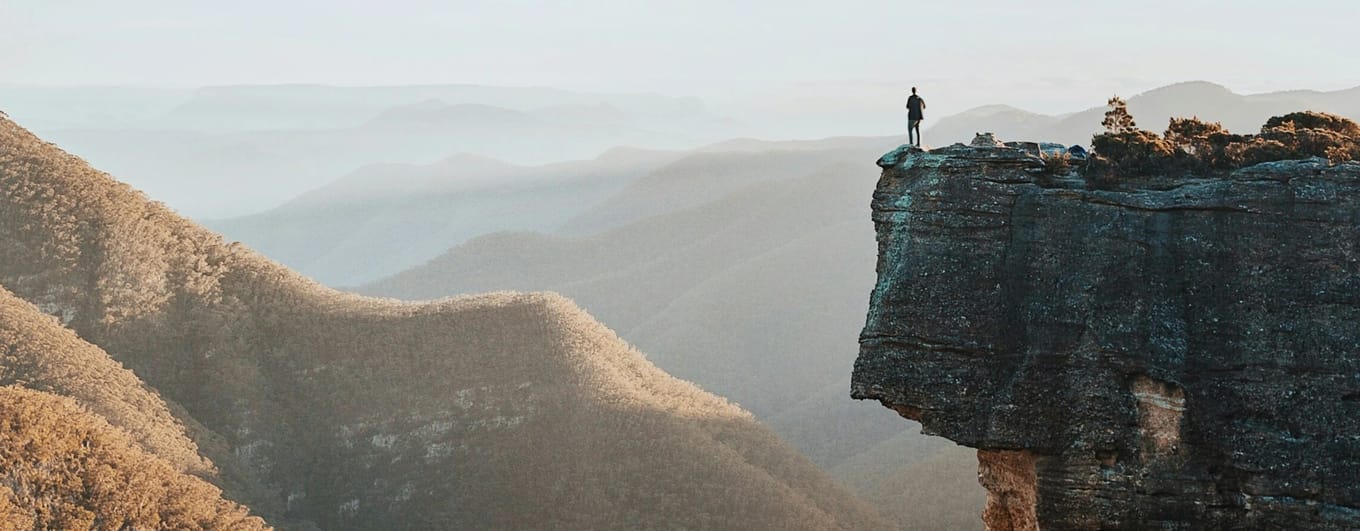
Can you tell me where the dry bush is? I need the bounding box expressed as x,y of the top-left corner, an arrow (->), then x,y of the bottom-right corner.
1089,130 -> 1177,177
0,386 -> 269,529
1229,137 -> 1296,166
1041,151 -> 1072,174
1164,116 -> 1228,149
1326,145 -> 1356,164
1264,111 -> 1360,136
1163,117 -> 1252,171
1254,112 -> 1360,164
0,287 -> 211,474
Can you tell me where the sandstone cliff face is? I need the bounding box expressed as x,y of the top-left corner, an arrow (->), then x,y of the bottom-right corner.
852,143 -> 1360,529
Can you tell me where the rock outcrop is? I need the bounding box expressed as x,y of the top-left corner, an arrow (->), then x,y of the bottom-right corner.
852,142 -> 1360,529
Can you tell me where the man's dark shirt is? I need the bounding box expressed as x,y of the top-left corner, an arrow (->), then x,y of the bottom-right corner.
907,95 -> 925,120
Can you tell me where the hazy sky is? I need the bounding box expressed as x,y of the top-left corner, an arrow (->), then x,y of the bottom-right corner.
2,0 -> 1358,112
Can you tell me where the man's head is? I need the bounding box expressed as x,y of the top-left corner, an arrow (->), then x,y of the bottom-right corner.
911,87 -> 917,94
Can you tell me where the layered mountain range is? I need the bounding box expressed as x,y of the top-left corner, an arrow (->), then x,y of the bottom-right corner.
0,115 -> 888,528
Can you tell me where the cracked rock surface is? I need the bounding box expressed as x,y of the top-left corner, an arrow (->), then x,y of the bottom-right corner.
853,143 -> 1360,529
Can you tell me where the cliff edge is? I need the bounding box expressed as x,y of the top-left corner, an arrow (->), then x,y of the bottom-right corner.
852,142 -> 1360,529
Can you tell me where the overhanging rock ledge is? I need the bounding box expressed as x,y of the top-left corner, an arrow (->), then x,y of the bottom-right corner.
852,142 -> 1360,529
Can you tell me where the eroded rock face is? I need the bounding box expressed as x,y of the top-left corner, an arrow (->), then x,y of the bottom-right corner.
852,143 -> 1360,529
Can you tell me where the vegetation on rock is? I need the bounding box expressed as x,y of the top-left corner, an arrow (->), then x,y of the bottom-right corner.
1039,150 -> 1073,175
1087,97 -> 1360,179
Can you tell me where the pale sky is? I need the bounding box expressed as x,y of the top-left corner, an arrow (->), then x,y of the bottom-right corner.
2,0 -> 1358,113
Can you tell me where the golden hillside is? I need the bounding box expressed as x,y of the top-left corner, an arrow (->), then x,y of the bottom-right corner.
0,386 -> 269,529
0,115 -> 888,528
0,286 -> 208,474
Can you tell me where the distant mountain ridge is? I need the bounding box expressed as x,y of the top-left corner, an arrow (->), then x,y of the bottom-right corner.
207,148 -> 685,285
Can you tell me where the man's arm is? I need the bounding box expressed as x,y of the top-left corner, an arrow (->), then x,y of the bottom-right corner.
921,98 -> 926,110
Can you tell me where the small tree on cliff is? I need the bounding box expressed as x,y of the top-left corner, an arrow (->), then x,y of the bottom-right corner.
1102,96 -> 1137,134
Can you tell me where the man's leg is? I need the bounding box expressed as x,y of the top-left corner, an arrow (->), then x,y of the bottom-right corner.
908,121 -> 917,146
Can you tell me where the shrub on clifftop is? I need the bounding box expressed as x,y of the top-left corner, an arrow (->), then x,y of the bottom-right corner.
1252,111 -> 1360,164
1163,117 -> 1250,170
1090,131 -> 1176,175
1265,111 -> 1360,136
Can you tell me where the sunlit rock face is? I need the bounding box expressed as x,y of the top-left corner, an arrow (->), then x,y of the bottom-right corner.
852,142 -> 1360,529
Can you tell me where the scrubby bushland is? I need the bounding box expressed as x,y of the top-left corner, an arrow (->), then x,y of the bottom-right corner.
1254,111 -> 1360,164
0,287 -> 212,475
1265,111 -> 1360,135
0,386 -> 270,530
1086,98 -> 1360,180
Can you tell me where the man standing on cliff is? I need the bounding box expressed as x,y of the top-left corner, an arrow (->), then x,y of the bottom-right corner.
906,87 -> 926,147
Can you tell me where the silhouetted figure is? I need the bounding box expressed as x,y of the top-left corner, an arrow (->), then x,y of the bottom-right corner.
906,87 -> 926,147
